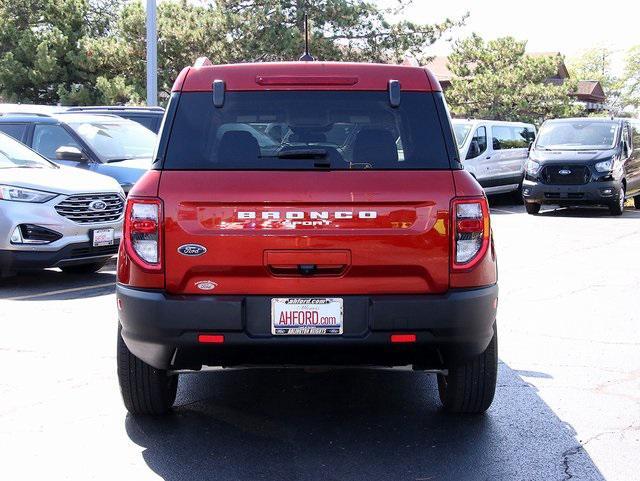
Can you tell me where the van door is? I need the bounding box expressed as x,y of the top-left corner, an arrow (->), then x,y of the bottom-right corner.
626,122 -> 640,195
486,124 -> 529,189
464,125 -> 490,181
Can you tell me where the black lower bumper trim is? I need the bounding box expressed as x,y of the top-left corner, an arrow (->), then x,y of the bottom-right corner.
0,241 -> 119,272
117,284 -> 499,370
523,179 -> 622,206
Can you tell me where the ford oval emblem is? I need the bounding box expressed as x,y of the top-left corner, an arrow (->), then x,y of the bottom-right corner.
195,280 -> 217,291
178,244 -> 207,256
558,169 -> 572,175
89,200 -> 107,211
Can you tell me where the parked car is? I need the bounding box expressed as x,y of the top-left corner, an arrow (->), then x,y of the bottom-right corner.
116,60 -> 499,416
452,119 -> 536,197
0,131 -> 124,276
0,113 -> 156,194
62,106 -> 165,133
523,117 -> 640,215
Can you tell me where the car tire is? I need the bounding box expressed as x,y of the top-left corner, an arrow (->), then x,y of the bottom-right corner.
633,195 -> 640,209
609,185 -> 625,216
117,325 -> 178,415
437,324 -> 498,414
525,202 -> 541,215
60,261 -> 107,274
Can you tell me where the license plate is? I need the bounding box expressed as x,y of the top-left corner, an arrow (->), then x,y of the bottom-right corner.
271,298 -> 343,335
92,228 -> 115,247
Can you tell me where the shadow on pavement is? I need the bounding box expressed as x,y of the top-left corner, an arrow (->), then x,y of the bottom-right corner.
538,205 -> 640,218
125,363 -> 604,481
0,260 -> 116,300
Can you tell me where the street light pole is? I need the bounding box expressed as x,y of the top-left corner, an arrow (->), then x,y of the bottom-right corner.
146,0 -> 157,106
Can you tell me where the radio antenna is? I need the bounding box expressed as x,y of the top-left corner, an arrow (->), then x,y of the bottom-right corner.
299,13 -> 315,61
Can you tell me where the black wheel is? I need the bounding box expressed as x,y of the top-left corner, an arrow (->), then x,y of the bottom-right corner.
633,195 -> 640,209
117,325 -> 177,415
608,185 -> 625,216
437,325 -> 498,414
60,261 -> 107,274
525,202 -> 541,215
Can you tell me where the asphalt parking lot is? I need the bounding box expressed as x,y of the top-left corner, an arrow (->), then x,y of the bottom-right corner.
1,197 -> 639,481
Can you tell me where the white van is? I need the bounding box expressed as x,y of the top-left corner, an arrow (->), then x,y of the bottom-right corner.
452,119 -> 536,195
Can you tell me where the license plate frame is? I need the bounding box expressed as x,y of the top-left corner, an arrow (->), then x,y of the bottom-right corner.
271,298 -> 343,335
91,228 -> 115,247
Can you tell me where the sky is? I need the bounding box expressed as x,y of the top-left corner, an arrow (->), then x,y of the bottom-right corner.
383,0 -> 640,72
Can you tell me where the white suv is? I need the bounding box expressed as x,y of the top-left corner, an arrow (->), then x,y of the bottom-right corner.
0,132 -> 124,276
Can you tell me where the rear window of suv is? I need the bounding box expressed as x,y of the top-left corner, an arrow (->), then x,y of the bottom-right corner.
163,91 -> 451,170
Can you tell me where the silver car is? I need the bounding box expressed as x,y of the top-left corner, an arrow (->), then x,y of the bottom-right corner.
0,132 -> 124,276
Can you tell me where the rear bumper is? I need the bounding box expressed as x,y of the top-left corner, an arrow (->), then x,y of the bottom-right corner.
522,178 -> 622,206
0,241 -> 119,272
117,284 -> 498,370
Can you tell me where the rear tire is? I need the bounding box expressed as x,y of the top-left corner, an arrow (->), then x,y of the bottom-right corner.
117,325 -> 177,415
525,202 -> 541,215
437,325 -> 498,414
609,185 -> 625,216
633,195 -> 640,209
60,261 -> 107,274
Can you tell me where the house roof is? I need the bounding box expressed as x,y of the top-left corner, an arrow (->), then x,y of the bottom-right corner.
423,56 -> 453,82
575,80 -> 606,103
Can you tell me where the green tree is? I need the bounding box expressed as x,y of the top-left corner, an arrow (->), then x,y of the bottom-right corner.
83,0 -> 466,104
620,45 -> 640,112
0,0 -> 465,105
216,0 -> 466,64
446,35 -> 582,124
0,0 -> 123,104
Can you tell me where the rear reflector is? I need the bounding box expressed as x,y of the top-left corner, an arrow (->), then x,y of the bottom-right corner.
390,334 -> 417,343
198,334 -> 225,344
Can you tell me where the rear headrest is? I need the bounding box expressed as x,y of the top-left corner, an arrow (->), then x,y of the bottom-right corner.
217,131 -> 260,165
352,128 -> 398,166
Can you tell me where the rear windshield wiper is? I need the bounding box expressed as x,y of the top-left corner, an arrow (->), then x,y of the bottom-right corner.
276,148 -> 328,159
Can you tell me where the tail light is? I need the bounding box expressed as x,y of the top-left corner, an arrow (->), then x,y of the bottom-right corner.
451,197 -> 490,270
123,197 -> 163,271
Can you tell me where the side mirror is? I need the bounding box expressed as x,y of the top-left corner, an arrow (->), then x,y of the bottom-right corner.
466,140 -> 481,159
55,146 -> 87,162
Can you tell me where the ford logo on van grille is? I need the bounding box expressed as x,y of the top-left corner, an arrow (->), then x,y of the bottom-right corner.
178,244 -> 207,256
558,169 -> 572,175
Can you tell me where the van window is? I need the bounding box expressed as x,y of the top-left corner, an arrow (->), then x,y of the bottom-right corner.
0,123 -> 27,142
467,126 -> 487,159
163,91 -> 452,170
452,123 -> 472,148
536,120 -> 619,151
492,125 -> 532,150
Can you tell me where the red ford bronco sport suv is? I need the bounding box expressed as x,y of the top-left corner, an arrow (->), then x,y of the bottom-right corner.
116,61 -> 498,416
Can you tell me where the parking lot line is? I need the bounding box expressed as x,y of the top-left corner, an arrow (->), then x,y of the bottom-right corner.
4,282 -> 115,301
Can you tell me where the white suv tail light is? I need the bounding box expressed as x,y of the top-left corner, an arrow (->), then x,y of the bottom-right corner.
451,198 -> 490,270
124,198 -> 163,270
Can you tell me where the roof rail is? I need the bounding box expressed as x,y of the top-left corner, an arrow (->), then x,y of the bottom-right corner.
193,57 -> 213,67
0,112 -> 54,117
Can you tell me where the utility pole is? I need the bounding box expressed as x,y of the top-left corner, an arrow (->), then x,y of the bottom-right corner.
146,0 -> 157,106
